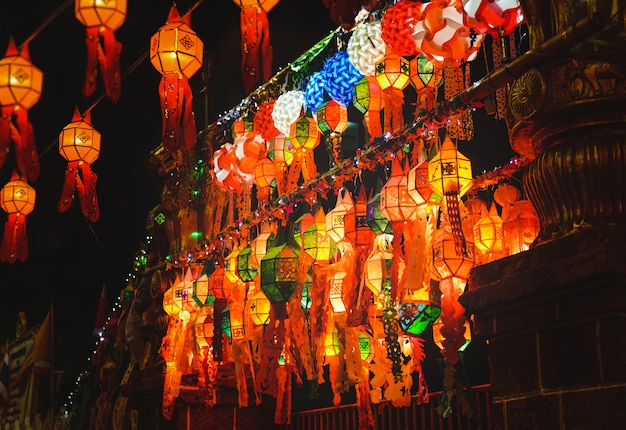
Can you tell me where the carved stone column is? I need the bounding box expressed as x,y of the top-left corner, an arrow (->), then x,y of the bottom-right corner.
461,2 -> 626,429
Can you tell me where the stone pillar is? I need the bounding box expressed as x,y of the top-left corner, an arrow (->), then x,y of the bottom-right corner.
461,1 -> 626,428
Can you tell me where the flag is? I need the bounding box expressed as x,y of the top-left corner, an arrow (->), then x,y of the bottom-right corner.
15,310 -> 52,385
93,284 -> 108,337
0,349 -> 9,410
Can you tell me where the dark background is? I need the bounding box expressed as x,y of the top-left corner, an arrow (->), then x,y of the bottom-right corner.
0,0 -> 512,401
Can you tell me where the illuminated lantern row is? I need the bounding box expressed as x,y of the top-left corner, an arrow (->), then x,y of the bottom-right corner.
0,39 -> 42,182
150,5 -> 203,154
58,107 -> 101,222
75,0 -> 126,103
0,171 -> 35,263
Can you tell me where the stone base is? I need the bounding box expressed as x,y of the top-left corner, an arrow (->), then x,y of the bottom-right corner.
461,224 -> 626,429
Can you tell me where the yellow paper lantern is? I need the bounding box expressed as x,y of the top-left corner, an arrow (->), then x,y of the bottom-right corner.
473,202 -> 503,256
502,199 -> 540,256
428,136 -> 473,198
432,228 -> 475,280
375,53 -> 410,91
380,157 -> 418,223
303,207 -> 336,263
248,288 -> 271,325
194,305 -> 215,349
0,173 -> 36,263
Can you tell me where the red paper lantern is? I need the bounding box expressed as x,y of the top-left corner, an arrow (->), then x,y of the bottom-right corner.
380,0 -> 423,56
254,100 -> 280,141
0,39 -> 42,182
0,171 -> 35,263
150,5 -> 203,153
58,107 -> 101,222
75,0 -> 126,102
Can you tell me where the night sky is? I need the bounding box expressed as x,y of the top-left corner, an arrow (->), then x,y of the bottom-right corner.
0,0 -> 510,399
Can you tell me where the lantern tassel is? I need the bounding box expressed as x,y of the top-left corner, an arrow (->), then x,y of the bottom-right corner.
14,108 -> 39,182
76,163 -> 100,222
240,6 -> 274,94
0,106 -> 13,171
83,27 -> 122,103
58,161 -> 80,214
159,74 -> 197,154
82,27 -> 100,100
445,191 -> 468,256
0,213 -> 28,263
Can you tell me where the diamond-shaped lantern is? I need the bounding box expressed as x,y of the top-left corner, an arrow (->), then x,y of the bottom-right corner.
260,230 -> 300,303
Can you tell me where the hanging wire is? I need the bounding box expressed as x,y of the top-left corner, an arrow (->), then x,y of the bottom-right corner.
17,0 -> 74,50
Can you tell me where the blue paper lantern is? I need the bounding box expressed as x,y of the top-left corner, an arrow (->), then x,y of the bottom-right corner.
323,51 -> 363,106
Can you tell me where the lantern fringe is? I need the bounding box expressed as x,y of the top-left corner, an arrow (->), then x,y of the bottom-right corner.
0,213 -> 28,263
83,27 -> 122,103
159,74 -> 197,154
240,5 -> 273,94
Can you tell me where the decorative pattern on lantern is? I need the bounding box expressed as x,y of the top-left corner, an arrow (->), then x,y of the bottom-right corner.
473,201 -> 504,262
494,183 -> 539,256
325,189 -> 354,246
352,75 -> 383,141
58,107 -> 101,222
194,304 -> 215,349
409,54 -> 441,111
316,99 -> 349,168
302,207 -> 336,263
237,245 -> 259,282
347,19 -> 386,77
432,316 -> 471,352
322,50 -> 363,106
432,227 -> 475,281
272,90 -> 304,136
463,0 -> 525,36
209,264 -> 231,301
0,172 -> 35,263
380,0 -> 422,57
260,236 -> 300,303
287,114 -> 320,187
329,269 -> 347,313
251,222 -> 276,268
375,53 -> 410,133
366,189 -> 393,236
248,288 -> 271,325
408,159 -> 442,208
150,5 -> 203,153
428,135 -> 473,254
380,158 -> 418,223
253,156 -> 276,203
75,0 -> 126,102
364,234 -> 394,298
0,39 -> 42,182
344,186 -> 374,250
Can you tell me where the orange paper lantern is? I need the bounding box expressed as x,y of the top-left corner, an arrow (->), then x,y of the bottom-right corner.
0,172 -> 35,263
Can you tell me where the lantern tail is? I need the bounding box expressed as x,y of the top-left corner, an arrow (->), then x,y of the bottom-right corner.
0,106 -> 12,170
14,108 -> 40,182
445,191 -> 468,256
82,27 -> 100,99
0,213 -> 28,263
76,163 -> 100,223
159,74 -> 197,153
240,6 -> 274,94
99,28 -> 122,104
59,161 -> 80,214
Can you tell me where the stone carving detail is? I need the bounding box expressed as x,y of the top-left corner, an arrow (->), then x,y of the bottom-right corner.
509,68 -> 546,120
555,58 -> 625,101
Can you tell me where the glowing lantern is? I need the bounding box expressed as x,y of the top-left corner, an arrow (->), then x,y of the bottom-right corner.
224,246 -> 244,285
268,133 -> 294,196
221,305 -> 232,339
352,75 -> 383,141
344,186 -> 374,249
358,331 -> 374,362
429,136 -> 473,254
366,190 -> 393,235
463,0 -> 525,36
433,317 -> 471,352
347,19 -> 386,77
375,53 -> 410,133
251,223 -> 276,267
0,39 -> 42,182
325,189 -> 354,244
209,265 -> 231,300
322,51 -> 362,106
432,227 -> 475,280
272,90 -> 304,136
150,5 -> 203,153
248,288 -> 271,325
293,212 -> 314,249
254,100 -> 280,141
58,107 -> 101,222
234,0 -> 276,93
287,114 -> 320,184
0,172 -> 35,263
473,202 -> 503,256
413,0 -> 485,65
409,54 -> 441,110
253,155 -> 276,202
404,304 -> 441,336
304,71 -> 327,114
303,207 -> 336,263
316,99 -> 348,136
380,0 -> 422,56
380,158 -> 418,223
364,234 -> 394,297
408,159 -> 441,207
162,274 -> 188,316
193,272 -> 211,306
498,184 -> 540,255
75,0 -> 126,102
237,245 -> 258,282
329,269 -> 347,313
260,239 -> 300,303
234,132 -> 266,174
194,305 -> 215,348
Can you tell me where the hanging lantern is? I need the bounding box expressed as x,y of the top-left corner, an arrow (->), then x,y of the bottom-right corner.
194,305 -> 215,349
428,135 -> 473,255
433,316 -> 471,352
150,5 -> 203,153
302,207 -> 336,263
408,159 -> 441,207
251,222 -> 276,267
234,132 -> 266,174
221,304 -> 233,339
304,70 -> 327,114
75,0 -> 126,102
224,246 -> 244,284
463,0 -> 525,36
287,114 -> 320,185
473,201 -> 503,257
58,107 -> 101,222
366,190 -> 393,235
501,198 -> 540,256
253,155 -> 276,203
209,265 -> 232,300
363,234 -> 394,297
380,157 -> 418,223
375,53 -> 410,133
260,239 -> 300,303
432,226 -> 475,280
325,189 -> 354,245
234,0 -> 276,93
322,51 -> 363,106
293,212 -> 314,249
409,54 -> 441,110
380,0 -> 422,56
404,304 -> 441,336
344,186 -> 374,249
163,273 -> 188,316
248,288 -> 271,325
254,99 -> 280,141
352,75 -> 383,141
193,271 -> 212,306
329,269 -> 347,314
272,90 -> 304,136
316,99 -> 348,136
237,245 -> 259,282
413,0 -> 485,65
347,19 -> 386,77
0,172 -> 35,263
0,39 -> 42,182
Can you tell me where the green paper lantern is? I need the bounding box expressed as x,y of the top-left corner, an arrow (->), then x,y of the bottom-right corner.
260,243 -> 300,303
237,246 -> 258,282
